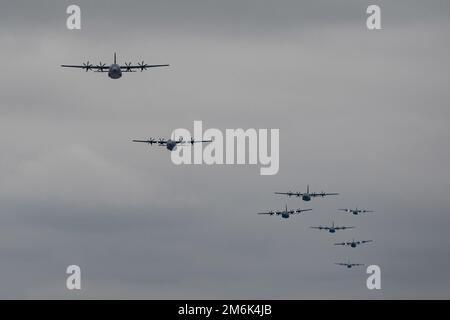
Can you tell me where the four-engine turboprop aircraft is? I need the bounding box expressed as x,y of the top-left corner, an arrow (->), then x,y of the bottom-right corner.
132,136 -> 212,151
334,239 -> 373,248
257,205 -> 312,219
275,185 -> 339,201
310,222 -> 355,233
335,260 -> 365,269
338,208 -> 374,215
61,53 -> 169,79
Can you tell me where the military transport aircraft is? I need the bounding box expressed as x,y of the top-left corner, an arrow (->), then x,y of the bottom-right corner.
335,260 -> 364,269
275,185 -> 338,201
334,239 -> 373,248
338,208 -> 374,215
132,136 -> 212,151
61,53 -> 169,79
257,205 -> 312,219
310,222 -> 354,233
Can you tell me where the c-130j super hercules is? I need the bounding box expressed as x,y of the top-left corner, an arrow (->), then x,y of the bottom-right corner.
61,53 -> 169,79
275,185 -> 339,202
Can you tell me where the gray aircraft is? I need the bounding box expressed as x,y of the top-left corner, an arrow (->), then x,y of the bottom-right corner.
335,260 -> 364,269
257,205 -> 312,219
310,222 -> 354,233
338,208 -> 374,215
132,136 -> 212,151
275,185 -> 338,201
61,53 -> 169,79
334,239 -> 373,248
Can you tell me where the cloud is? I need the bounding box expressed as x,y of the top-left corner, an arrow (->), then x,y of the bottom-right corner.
0,0 -> 450,298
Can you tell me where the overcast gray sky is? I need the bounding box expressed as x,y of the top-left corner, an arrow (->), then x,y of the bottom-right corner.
0,0 -> 449,299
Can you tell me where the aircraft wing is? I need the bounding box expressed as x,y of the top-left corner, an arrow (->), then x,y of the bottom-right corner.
120,64 -> 169,71
334,263 -> 346,266
291,209 -> 312,215
132,139 -> 167,145
335,226 -> 355,230
274,192 -> 302,197
61,64 -> 109,71
310,226 -> 327,230
311,192 -> 339,197
257,211 -> 275,216
176,139 -> 213,146
351,263 -> 364,266
61,65 -> 86,69
334,242 -> 346,246
338,209 -> 351,213
361,240 -> 373,244
361,210 -> 374,213
190,139 -> 213,144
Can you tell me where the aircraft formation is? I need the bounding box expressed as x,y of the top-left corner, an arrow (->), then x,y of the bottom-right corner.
259,185 -> 374,269
60,53 -> 374,272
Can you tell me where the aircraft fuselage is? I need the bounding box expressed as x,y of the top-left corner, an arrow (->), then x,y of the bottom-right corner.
302,195 -> 311,201
166,140 -> 177,151
281,212 -> 289,219
108,64 -> 122,79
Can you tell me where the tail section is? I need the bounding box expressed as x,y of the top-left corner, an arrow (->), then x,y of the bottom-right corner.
114,52 -> 117,64
307,185 -> 309,194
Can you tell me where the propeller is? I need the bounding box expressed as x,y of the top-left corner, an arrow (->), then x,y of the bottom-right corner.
98,62 -> 106,72
82,61 -> 93,72
158,138 -> 165,145
147,137 -> 156,145
190,137 -> 195,145
137,61 -> 148,71
125,62 -> 133,72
